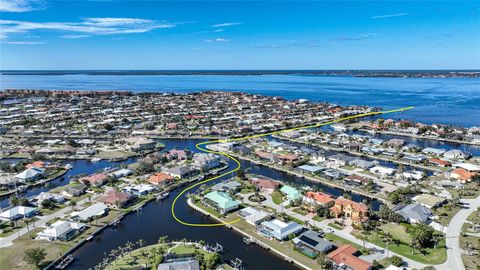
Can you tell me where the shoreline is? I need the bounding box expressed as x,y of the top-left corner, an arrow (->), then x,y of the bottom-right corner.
186,198 -> 313,270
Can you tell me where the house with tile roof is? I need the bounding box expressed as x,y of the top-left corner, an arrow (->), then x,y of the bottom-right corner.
329,198 -> 368,226
303,191 -> 335,206
97,190 -> 133,209
327,244 -> 372,270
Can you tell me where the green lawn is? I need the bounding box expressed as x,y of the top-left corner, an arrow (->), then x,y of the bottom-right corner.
328,222 -> 343,230
352,223 -> 447,264
324,233 -> 369,254
270,191 -> 284,205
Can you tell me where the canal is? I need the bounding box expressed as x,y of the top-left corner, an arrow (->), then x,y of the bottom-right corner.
2,139 -> 381,269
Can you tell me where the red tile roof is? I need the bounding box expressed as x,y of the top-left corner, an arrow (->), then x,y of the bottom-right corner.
305,191 -> 334,204
327,245 -> 371,270
334,198 -> 369,213
149,172 -> 174,184
251,177 -> 281,189
97,190 -> 132,205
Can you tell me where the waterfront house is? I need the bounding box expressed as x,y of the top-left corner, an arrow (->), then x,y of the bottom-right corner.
255,150 -> 277,162
293,230 -> 334,257
62,183 -> 87,198
157,258 -> 199,270
127,137 -> 156,151
122,184 -> 155,196
349,159 -> 376,170
327,244 -> 372,270
369,166 -> 395,177
15,167 -> 44,182
329,198 -> 368,226
296,164 -> 324,175
250,177 -> 281,193
31,192 -> 66,206
443,149 -> 471,160
212,180 -> 241,193
413,194 -> 446,209
422,147 -> 446,156
79,173 -> 109,187
303,191 -> 334,206
344,175 -> 370,187
202,191 -> 240,214
258,219 -> 303,240
280,185 -> 302,202
149,172 -> 174,185
0,206 -> 37,221
110,168 -> 133,179
402,170 -> 424,181
36,220 -> 85,241
97,190 -> 133,209
164,165 -> 198,179
192,153 -> 222,171
402,154 -> 427,163
165,149 -> 190,160
394,203 -> 432,224
237,206 -> 272,225
70,203 -> 108,222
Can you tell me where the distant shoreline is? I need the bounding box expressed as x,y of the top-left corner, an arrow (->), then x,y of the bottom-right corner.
1,69 -> 479,78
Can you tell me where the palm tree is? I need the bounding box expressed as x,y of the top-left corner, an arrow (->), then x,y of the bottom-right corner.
125,241 -> 134,257
137,239 -> 146,249
158,236 -> 168,245
381,232 -> 393,258
24,217 -> 33,239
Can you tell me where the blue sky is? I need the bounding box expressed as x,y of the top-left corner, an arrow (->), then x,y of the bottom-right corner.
0,0 -> 479,70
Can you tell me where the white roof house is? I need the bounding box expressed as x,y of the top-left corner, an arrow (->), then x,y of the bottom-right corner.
0,206 -> 37,221
123,184 -> 155,195
402,170 -> 424,181
369,166 -> 395,176
259,219 -> 303,240
110,168 -> 134,179
444,150 -> 470,160
31,192 -> 66,206
37,220 -> 85,241
70,203 -> 108,221
453,163 -> 480,172
237,206 -> 272,225
15,167 -> 45,181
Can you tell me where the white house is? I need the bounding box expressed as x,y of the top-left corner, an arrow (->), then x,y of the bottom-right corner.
238,206 -> 272,226
369,166 -> 395,177
31,192 -> 66,206
0,206 -> 37,221
402,170 -> 424,181
258,219 -> 303,240
15,167 -> 45,182
37,220 -> 85,241
70,203 -> 108,222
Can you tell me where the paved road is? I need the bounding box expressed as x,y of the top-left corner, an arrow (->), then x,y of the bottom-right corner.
0,195 -> 96,248
436,195 -> 480,270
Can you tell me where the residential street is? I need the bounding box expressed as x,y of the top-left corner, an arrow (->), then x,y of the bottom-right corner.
0,195 -> 95,248
436,195 -> 480,270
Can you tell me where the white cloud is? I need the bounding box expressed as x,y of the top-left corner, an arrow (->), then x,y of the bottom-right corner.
0,0 -> 43,12
211,22 -> 242,28
371,13 -> 408,19
205,37 -> 230,43
61,34 -> 90,39
4,41 -> 45,44
0,34 -> 7,39
0,17 -> 176,36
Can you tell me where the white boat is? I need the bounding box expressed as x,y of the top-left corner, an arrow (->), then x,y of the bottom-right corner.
64,164 -> 73,170
91,158 -> 102,162
332,124 -> 347,132
157,192 -> 169,200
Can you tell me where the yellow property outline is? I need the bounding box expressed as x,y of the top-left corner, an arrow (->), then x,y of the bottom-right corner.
171,106 -> 414,227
